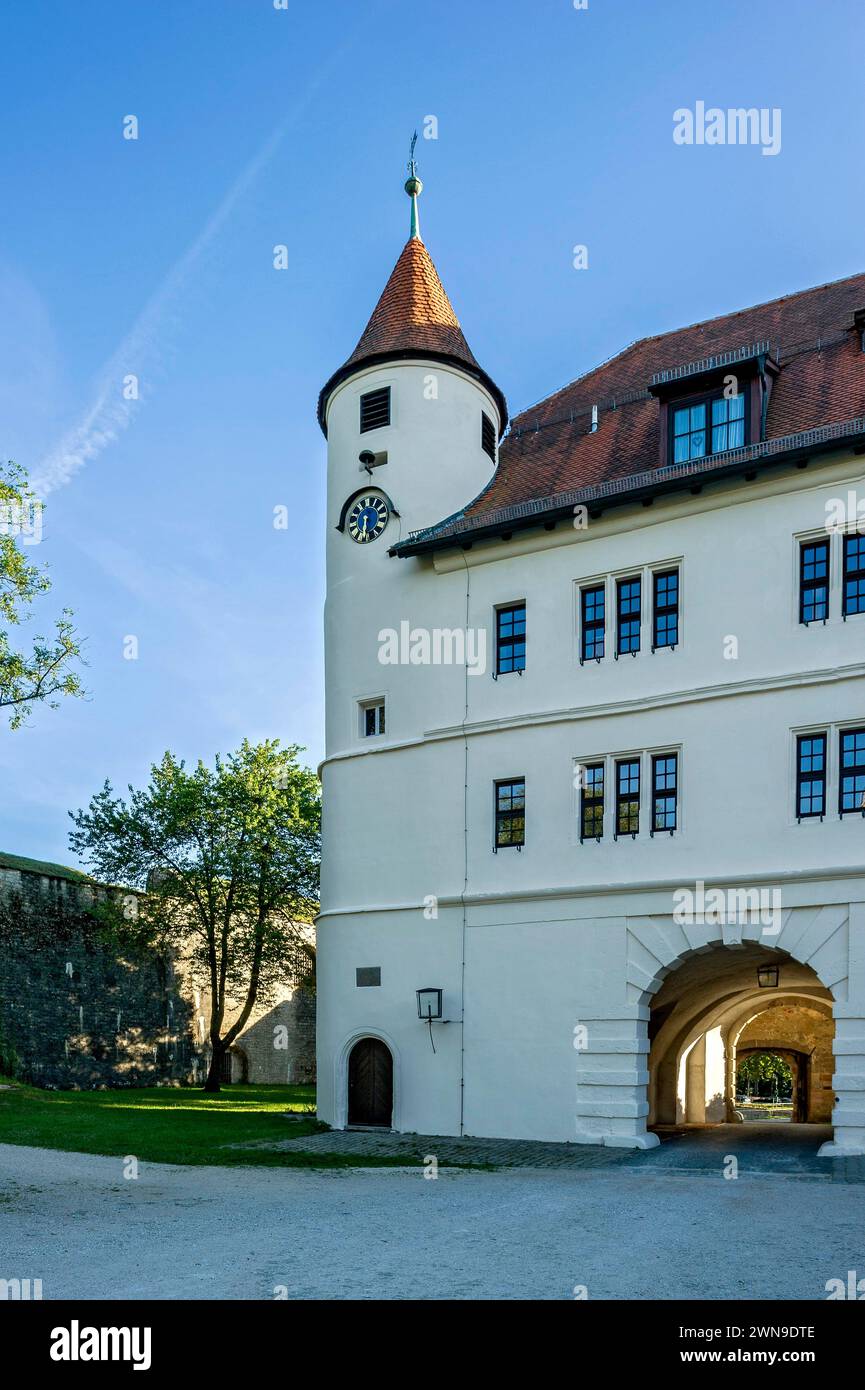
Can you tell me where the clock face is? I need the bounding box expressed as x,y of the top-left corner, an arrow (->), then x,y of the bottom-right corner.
347,494 -> 389,544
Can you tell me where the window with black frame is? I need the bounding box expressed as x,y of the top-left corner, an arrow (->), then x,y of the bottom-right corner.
839,729 -> 865,816
615,758 -> 640,838
495,778 -> 525,848
616,577 -> 641,656
800,539 -> 830,624
496,603 -> 526,675
581,584 -> 605,662
579,763 -> 605,841
651,754 -> 677,833
796,733 -> 826,820
671,390 -> 745,464
653,569 -> 679,649
843,534 -> 865,616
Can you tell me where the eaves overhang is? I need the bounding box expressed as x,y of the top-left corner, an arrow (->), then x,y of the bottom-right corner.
390,416 -> 865,559
317,349 -> 509,439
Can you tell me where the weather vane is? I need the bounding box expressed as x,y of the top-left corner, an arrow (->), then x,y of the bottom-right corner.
404,130 -> 423,239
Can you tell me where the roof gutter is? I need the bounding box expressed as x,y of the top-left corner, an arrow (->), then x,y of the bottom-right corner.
390,417 -> 865,558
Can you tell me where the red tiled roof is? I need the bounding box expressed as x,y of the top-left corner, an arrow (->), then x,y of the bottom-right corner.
318,236 -> 507,433
461,271 -> 865,522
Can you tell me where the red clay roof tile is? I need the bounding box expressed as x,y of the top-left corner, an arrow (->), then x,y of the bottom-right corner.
318,236 -> 507,432
462,271 -> 865,522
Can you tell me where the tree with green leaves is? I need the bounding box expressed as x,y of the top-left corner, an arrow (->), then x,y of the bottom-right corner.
737,1051 -> 793,1099
69,740 -> 321,1091
1,460 -> 83,728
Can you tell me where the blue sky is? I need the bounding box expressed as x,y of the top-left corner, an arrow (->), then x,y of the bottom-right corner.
0,0 -> 863,866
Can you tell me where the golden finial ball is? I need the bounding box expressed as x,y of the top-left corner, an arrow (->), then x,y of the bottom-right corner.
404,174 -> 423,197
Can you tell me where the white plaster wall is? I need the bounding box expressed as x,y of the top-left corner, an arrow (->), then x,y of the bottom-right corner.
318,358 -> 865,1148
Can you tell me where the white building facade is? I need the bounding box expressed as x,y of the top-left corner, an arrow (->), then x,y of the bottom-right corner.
316,175 -> 865,1154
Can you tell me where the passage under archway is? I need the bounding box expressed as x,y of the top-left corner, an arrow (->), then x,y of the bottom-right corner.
348,1037 -> 393,1127
647,943 -> 834,1129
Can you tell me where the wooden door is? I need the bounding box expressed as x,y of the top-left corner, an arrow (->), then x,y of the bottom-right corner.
348,1037 -> 393,1127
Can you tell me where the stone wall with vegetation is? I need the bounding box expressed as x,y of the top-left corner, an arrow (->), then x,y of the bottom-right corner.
0,855 -> 193,1088
0,853 -> 316,1090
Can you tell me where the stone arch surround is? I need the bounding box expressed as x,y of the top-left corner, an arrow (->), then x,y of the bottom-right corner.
575,904 -> 865,1154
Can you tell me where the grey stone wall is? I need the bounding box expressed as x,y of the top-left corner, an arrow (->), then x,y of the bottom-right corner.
0,861 -> 192,1088
0,855 -> 316,1089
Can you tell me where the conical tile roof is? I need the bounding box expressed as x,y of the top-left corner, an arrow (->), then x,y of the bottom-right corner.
317,235 -> 507,434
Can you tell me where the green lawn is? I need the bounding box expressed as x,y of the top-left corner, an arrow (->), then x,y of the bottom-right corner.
0,1081 -> 415,1169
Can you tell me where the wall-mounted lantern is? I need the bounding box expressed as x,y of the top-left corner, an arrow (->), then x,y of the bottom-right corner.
416,988 -> 443,1021
416,988 -> 445,1053
757,964 -> 779,988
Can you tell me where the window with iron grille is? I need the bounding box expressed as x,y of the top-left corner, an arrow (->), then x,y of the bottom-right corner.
615,759 -> 640,838
616,577 -> 641,655
496,603 -> 526,675
581,584 -> 605,662
361,699 -> 385,737
653,569 -> 679,649
579,763 -> 605,841
800,539 -> 830,624
843,533 -> 865,616
495,778 -> 525,849
671,390 -> 746,464
839,728 -> 865,816
481,412 -> 496,461
651,753 -> 677,834
796,734 -> 826,820
359,386 -> 391,433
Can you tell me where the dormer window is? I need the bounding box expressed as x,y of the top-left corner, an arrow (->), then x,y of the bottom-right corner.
671,389 -> 745,464
360,387 -> 391,433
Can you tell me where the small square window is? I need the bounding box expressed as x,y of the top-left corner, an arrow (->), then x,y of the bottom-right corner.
360,387 -> 391,433
360,699 -> 385,737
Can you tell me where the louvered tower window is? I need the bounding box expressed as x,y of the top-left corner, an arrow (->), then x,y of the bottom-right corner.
481,412 -> 496,460
360,387 -> 391,433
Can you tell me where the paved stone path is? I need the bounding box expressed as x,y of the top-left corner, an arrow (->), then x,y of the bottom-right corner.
242,1121 -> 865,1182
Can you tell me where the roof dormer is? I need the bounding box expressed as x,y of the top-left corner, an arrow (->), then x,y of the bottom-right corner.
648,342 -> 780,469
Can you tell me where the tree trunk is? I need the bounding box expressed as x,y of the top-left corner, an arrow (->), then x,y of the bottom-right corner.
204,1044 -> 224,1092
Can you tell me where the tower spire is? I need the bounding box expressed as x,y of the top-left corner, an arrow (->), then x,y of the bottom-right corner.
404,131 -> 422,241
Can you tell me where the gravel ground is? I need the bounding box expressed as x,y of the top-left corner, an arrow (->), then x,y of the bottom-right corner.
2,1141 -> 863,1300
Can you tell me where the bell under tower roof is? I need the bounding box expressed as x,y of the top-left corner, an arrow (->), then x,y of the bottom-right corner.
317,147 -> 507,435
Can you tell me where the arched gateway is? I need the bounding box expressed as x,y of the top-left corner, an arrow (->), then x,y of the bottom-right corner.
574,905 -> 865,1155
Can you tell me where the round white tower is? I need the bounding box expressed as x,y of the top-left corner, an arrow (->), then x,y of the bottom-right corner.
317,158 -> 507,762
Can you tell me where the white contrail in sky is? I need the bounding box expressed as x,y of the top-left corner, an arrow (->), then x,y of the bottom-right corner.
31,38 -> 352,497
